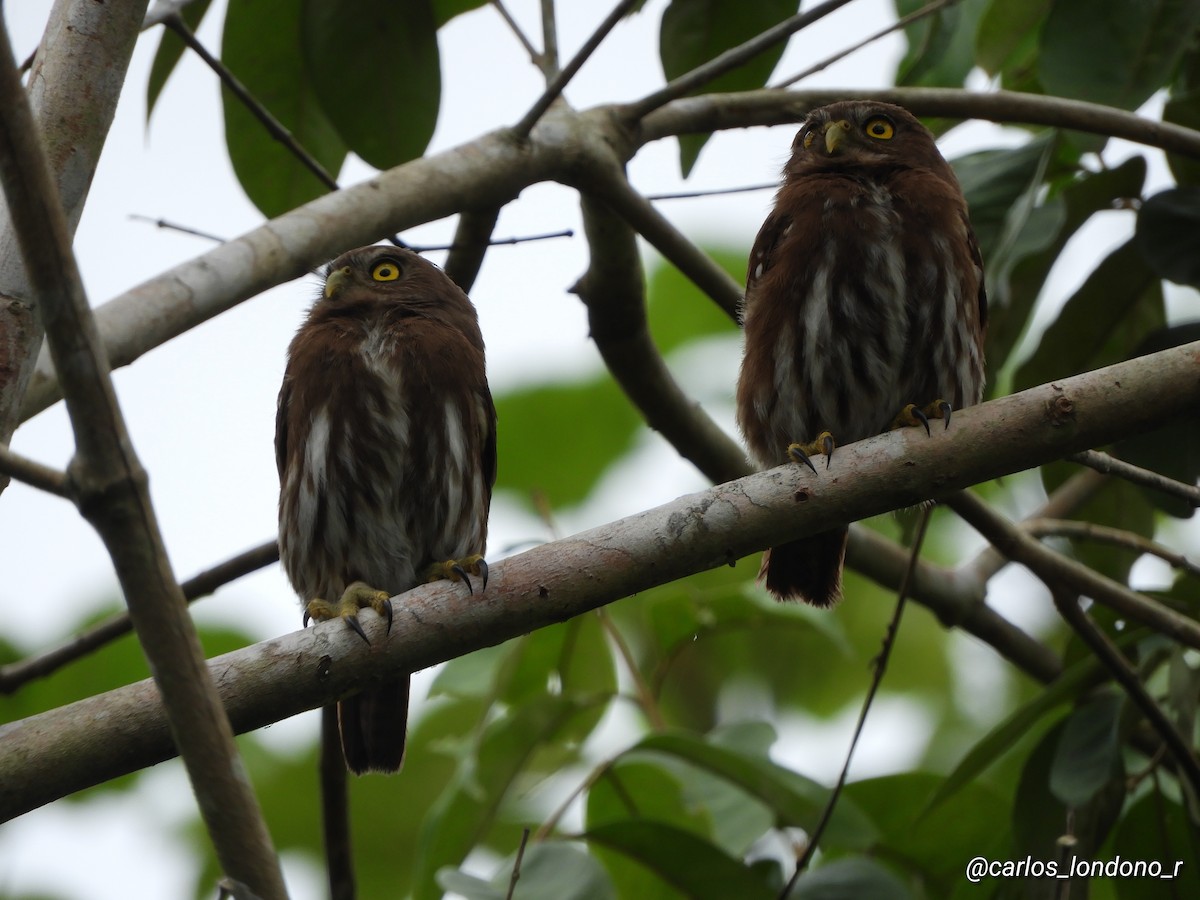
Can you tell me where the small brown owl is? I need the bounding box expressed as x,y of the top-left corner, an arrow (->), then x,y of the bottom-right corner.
736,100 -> 986,606
276,245 -> 496,773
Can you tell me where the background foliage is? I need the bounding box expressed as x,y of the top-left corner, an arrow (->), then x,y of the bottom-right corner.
3,0 -> 1200,898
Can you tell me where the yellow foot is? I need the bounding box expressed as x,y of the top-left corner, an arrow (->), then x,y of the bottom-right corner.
787,431 -> 835,474
891,400 -> 954,435
304,580 -> 392,643
422,554 -> 489,595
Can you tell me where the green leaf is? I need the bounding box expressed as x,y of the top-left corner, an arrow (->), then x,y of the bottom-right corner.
787,857 -> 913,900
221,0 -> 347,217
1111,790 -> 1200,899
432,0 -> 487,27
658,0 -> 799,176
645,249 -> 742,352
585,821 -> 777,900
493,375 -> 642,509
439,843 -> 617,900
634,731 -> 878,849
1013,238 -> 1164,393
847,773 -> 1007,891
146,0 -> 213,119
1049,691 -> 1124,808
1164,90 -> 1200,186
895,0 -> 988,89
985,157 -> 1146,381
1013,719 -> 1125,866
1039,0 -> 1200,111
1115,323 -> 1200,518
923,650 -> 1118,815
975,0 -> 1047,82
301,0 -> 440,170
1135,187 -> 1200,288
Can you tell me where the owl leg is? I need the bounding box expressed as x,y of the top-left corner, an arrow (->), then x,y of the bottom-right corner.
891,400 -> 954,435
787,431 -> 835,474
422,554 -> 488,595
304,581 -> 393,644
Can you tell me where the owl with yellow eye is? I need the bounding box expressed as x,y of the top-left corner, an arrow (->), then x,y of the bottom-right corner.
276,245 -> 497,773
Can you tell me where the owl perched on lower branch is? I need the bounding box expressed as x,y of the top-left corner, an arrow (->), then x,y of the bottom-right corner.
736,100 -> 987,606
277,245 -> 497,773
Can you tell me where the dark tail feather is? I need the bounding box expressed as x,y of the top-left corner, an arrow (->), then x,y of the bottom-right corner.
760,527 -> 848,607
338,676 -> 410,774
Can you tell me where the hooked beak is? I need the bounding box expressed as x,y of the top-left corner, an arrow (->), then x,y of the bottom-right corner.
824,119 -> 851,155
324,266 -> 351,299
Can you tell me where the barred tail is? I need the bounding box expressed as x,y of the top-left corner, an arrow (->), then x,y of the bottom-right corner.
760,527 -> 848,607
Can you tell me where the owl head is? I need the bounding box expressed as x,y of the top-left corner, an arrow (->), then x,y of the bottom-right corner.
783,100 -> 955,183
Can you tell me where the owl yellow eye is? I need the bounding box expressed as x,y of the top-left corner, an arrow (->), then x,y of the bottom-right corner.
371,260 -> 401,282
864,117 -> 895,140
802,130 -> 816,149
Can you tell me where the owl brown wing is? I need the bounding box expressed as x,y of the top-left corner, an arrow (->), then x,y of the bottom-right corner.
274,375 -> 292,481
745,209 -> 791,295
964,211 -> 988,334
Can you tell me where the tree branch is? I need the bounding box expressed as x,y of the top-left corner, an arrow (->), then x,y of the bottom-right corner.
4,342 -> 1198,819
1069,449 -> 1200,509
0,19 -> 286,896
946,491 -> 1200,650
0,0 -> 150,489
0,443 -> 69,498
21,87 -> 1200,422
1025,519 -> 1200,579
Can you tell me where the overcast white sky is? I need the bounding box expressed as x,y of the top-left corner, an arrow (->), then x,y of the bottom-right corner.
1,2 -> 1191,898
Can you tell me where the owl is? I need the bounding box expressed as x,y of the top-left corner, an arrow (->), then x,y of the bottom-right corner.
736,100 -> 986,606
276,245 -> 496,773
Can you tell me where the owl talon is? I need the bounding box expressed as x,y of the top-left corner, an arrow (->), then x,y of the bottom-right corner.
424,554 -> 488,594
892,400 -> 953,435
303,581 -> 392,644
787,431 -> 835,474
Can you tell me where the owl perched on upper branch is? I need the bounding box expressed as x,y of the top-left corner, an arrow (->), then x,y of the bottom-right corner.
737,100 -> 986,606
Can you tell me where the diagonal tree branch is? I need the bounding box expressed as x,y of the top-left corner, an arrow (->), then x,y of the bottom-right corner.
19,87 -> 1200,422
3,342 -> 1198,820
1069,449 -> 1200,508
0,0 -> 151,493
0,18 -> 286,898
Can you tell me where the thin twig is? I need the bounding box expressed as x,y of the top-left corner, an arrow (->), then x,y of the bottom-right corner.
505,828 -> 532,900
1051,587 -> 1200,801
1069,450 -> 1200,508
533,758 -> 617,842
624,0 -> 857,120
0,15 -> 286,896
947,491 -> 1200,651
490,0 -> 541,67
441,207 -> 502,293
319,705 -> 356,900
410,227 -> 574,254
597,610 -> 666,729
162,13 -> 339,191
1025,518 -> 1200,579
513,0 -> 642,138
645,182 -> 776,201
0,444 -> 69,497
773,0 -> 959,89
538,0 -> 560,79
782,506 -> 932,897
128,214 -> 227,244
0,539 -> 278,693
966,468 -> 1109,582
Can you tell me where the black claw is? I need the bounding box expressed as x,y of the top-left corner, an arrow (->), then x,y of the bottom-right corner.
788,445 -> 818,476
346,615 -> 370,645
912,406 -> 931,436
477,559 -> 489,592
303,611 -> 312,628
939,401 -> 953,429
452,564 -> 474,595
821,434 -> 835,469
384,598 -> 394,635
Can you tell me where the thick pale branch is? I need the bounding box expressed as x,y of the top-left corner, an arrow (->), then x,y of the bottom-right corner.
0,0 -> 149,476
22,88 -> 1200,420
3,343 -> 1197,819
0,19 -> 286,897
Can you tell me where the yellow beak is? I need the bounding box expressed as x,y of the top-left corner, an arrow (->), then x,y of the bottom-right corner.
324,266 -> 351,299
824,119 -> 851,155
